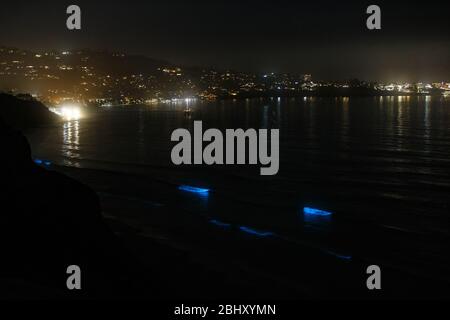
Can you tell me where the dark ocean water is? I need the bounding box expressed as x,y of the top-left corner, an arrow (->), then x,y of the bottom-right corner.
26,97 -> 450,263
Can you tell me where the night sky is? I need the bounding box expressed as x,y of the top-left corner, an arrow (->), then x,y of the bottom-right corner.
1,0 -> 449,82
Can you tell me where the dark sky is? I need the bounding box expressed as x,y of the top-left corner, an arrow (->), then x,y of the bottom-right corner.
0,0 -> 449,82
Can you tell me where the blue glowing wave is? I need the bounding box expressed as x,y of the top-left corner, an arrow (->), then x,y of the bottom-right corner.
34,159 -> 52,166
239,226 -> 274,237
178,185 -> 210,194
209,219 -> 231,228
303,207 -> 332,216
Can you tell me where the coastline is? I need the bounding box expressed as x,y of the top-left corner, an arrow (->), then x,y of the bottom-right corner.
94,92 -> 448,108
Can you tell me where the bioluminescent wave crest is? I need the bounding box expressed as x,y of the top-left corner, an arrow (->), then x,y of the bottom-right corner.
239,226 -> 274,237
34,159 -> 52,166
209,219 -> 232,228
178,185 -> 210,195
303,207 -> 333,217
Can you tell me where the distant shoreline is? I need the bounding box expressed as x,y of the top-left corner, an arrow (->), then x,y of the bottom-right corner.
90,92 -> 446,108
212,91 -> 446,100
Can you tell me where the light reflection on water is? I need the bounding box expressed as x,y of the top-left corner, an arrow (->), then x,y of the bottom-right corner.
340,97 -> 350,148
62,120 -> 80,167
424,96 -> 431,153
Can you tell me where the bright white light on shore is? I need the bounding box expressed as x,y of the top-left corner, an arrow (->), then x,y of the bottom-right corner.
61,106 -> 81,120
50,104 -> 82,120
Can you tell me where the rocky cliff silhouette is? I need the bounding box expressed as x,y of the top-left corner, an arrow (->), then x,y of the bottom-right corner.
0,93 -> 60,130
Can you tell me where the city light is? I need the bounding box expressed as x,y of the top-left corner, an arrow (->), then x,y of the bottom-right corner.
2,46 -> 449,102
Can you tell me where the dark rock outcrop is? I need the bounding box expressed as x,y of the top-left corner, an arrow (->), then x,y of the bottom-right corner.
0,93 -> 59,130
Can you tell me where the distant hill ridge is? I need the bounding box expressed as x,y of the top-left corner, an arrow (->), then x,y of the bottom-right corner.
0,45 -> 172,76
